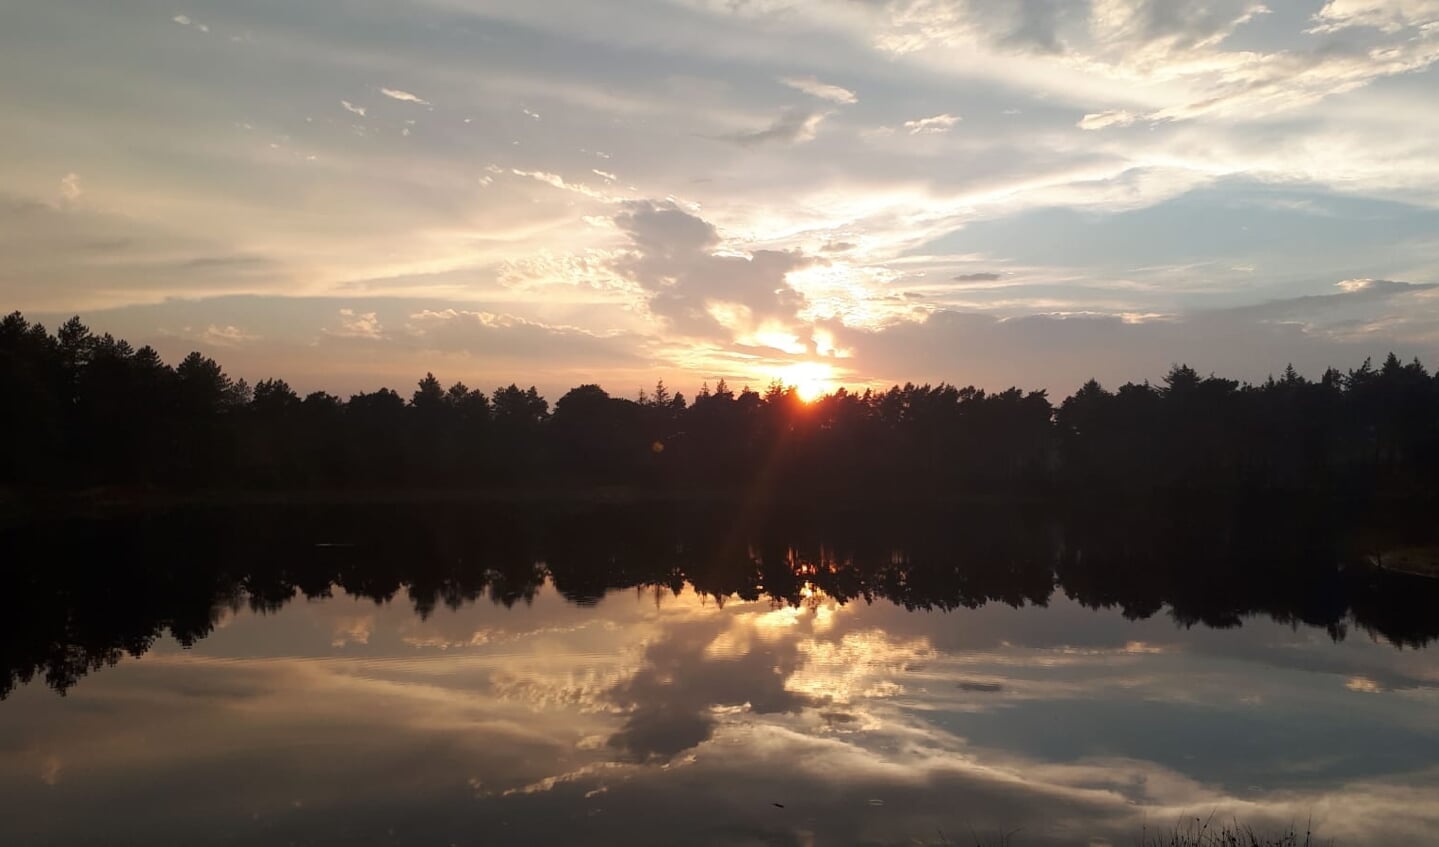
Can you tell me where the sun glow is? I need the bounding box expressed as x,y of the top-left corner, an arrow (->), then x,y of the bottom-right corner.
775,361 -> 838,402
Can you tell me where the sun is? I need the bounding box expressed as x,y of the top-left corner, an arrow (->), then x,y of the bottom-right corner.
775,361 -> 837,403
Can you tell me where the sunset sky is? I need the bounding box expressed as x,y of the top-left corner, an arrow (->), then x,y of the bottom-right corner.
5,0 -> 1439,400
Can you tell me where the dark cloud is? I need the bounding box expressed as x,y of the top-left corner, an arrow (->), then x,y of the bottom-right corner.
953,272 -> 1002,282
0,196 -> 291,310
612,201 -> 812,337
606,617 -> 818,761
958,681 -> 1005,692
980,0 -> 1074,53
842,280 -> 1439,395
178,255 -> 278,271
1220,279 -> 1439,321
614,201 -> 719,257
404,309 -> 646,366
1105,0 -> 1264,51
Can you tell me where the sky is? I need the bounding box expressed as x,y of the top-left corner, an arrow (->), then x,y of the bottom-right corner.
5,0 -> 1439,400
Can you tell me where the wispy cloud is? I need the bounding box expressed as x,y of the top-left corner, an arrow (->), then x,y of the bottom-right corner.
511,169 -> 610,200
170,14 -> 209,33
722,109 -> 827,146
163,323 -> 261,348
380,88 -> 432,106
59,173 -> 82,202
903,113 -> 960,135
780,75 -> 858,105
201,324 -> 259,346
1077,109 -> 1139,130
340,100 -> 367,117
1309,0 -> 1439,33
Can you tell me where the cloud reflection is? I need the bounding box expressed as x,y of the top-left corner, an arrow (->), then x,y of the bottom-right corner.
1,578 -> 1437,845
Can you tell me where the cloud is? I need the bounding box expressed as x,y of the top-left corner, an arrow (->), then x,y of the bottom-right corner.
1077,109 -> 1138,130
1064,1 -> 1439,122
780,75 -> 858,104
326,308 -> 384,340
720,108 -> 827,146
1084,0 -> 1271,56
510,169 -> 611,200
38,756 -> 62,787
1310,0 -> 1439,33
903,113 -> 961,134
497,249 -> 633,294
59,173 -> 82,202
817,0 -> 1439,122
402,309 -> 647,367
870,0 -> 1079,55
340,100 -> 367,117
380,88 -> 432,106
839,279 -> 1439,395
1144,39 -> 1439,123
954,272 -> 1002,282
1219,279 -> 1439,321
0,195 -> 298,312
611,200 -> 812,341
605,616 -> 817,761
958,680 -> 1005,692
157,322 -> 262,350
200,324 -> 260,347
179,254 -> 276,271
170,14 -> 209,33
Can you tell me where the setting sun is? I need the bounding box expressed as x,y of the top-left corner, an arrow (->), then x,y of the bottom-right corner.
775,362 -> 838,403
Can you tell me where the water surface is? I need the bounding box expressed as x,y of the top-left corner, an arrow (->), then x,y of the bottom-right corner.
2,504 -> 1437,846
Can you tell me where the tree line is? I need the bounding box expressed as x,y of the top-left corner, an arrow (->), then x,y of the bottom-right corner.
4,311 -> 1439,497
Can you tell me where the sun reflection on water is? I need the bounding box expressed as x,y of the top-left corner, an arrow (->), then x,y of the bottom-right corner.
6,547 -> 1439,847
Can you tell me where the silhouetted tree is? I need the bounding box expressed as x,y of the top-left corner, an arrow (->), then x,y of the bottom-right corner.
4,311 -> 1439,501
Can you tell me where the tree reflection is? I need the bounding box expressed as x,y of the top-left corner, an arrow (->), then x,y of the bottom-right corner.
2,500 -> 1437,699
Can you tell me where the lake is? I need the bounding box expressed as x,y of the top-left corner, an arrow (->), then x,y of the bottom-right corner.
2,502 -> 1437,845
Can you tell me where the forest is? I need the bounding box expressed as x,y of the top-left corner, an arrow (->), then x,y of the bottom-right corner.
4,311 -> 1439,498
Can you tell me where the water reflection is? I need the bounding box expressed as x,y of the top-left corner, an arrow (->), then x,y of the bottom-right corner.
1,502 -> 1438,845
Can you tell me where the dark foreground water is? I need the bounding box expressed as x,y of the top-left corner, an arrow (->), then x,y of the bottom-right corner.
1,503 -> 1437,845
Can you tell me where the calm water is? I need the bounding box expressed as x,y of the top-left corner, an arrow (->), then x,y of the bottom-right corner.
2,504 -> 1438,846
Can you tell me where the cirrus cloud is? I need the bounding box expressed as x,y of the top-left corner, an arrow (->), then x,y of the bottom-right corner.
380,87 -> 432,106
780,75 -> 858,104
